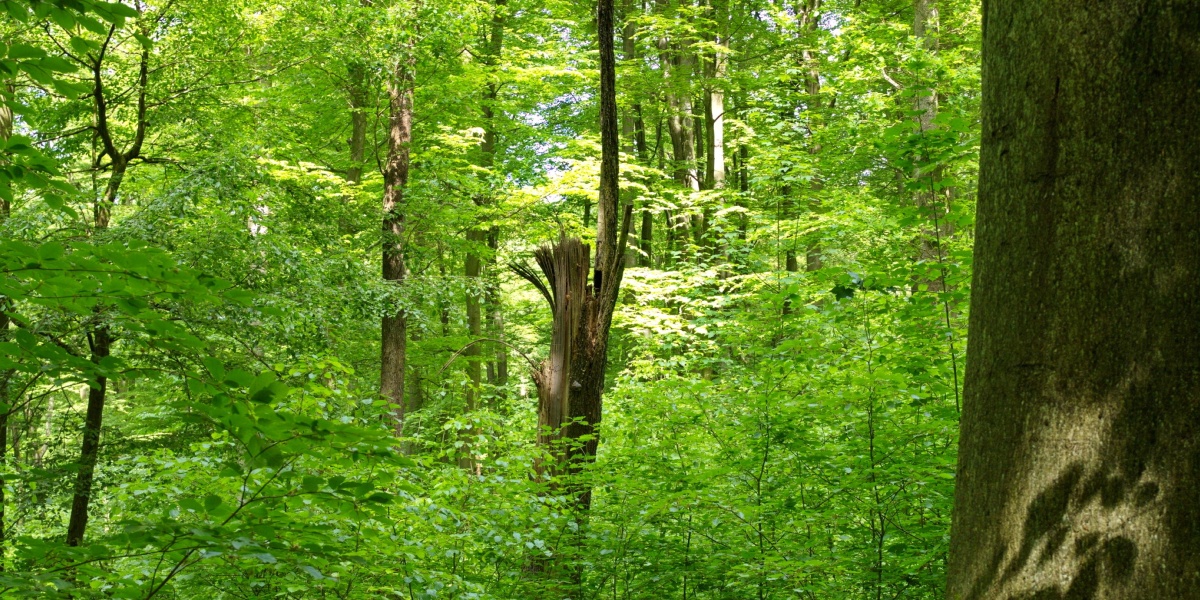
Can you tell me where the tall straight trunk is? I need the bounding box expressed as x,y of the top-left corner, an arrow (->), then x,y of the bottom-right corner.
658,12 -> 699,194
68,41 -> 151,546
661,39 -> 698,258
912,0 -> 950,291
633,104 -> 647,161
620,4 -> 641,268
703,0 -> 727,256
621,3 -> 638,156
487,230 -> 507,389
381,50 -> 415,437
639,208 -> 653,267
464,230 -> 484,414
704,0 -> 726,195
731,90 -> 749,240
514,0 -> 632,516
946,1 -> 1200,598
471,0 -> 508,393
913,0 -> 938,132
0,87 -> 11,558
346,62 -> 369,184
798,1 -> 823,273
703,89 -> 724,191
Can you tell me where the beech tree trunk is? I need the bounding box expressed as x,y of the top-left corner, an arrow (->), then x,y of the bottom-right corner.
381,50 -> 414,437
946,2 -> 1200,598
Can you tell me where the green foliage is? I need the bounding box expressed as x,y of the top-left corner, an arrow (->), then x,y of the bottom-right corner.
0,0 -> 978,597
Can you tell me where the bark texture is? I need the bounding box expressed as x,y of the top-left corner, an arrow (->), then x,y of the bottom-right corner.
346,61 -> 369,185
0,89 -> 11,555
513,0 -> 631,510
946,2 -> 1200,598
67,38 -> 151,547
380,52 -> 414,437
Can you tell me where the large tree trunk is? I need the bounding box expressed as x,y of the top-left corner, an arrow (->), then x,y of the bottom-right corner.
381,52 -> 414,437
514,0 -> 631,512
946,2 -> 1200,598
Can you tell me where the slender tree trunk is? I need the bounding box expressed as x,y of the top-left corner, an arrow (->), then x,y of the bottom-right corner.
703,0 -> 726,194
464,230 -> 484,415
472,0 -> 508,395
799,1 -> 823,273
381,50 -> 415,437
913,0 -> 949,291
65,36 -> 154,545
913,0 -> 938,132
946,2 -> 1200,598
346,62 -> 369,184
0,88 -> 11,559
639,208 -> 653,267
737,137 -> 749,239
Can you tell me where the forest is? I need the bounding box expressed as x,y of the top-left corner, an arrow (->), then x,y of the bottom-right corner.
0,0 -> 1196,598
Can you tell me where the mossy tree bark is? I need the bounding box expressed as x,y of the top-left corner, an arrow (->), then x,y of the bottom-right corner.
946,1 -> 1200,598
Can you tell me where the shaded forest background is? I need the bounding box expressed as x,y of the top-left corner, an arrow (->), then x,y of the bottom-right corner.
0,0 -> 978,597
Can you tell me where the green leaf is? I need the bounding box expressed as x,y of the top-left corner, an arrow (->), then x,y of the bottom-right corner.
199,359 -> 224,384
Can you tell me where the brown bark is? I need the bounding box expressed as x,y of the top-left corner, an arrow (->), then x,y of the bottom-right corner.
639,207 -> 653,267
514,0 -> 631,512
0,89 -> 10,557
464,230 -> 484,415
346,62 -> 369,184
912,0 -> 951,292
381,48 -> 415,437
67,32 -> 151,547
946,1 -> 1200,598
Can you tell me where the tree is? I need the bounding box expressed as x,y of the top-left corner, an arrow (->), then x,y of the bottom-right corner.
380,25 -> 415,437
946,1 -> 1200,598
514,0 -> 631,506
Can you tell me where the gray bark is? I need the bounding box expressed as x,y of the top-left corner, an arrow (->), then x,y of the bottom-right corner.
946,2 -> 1200,598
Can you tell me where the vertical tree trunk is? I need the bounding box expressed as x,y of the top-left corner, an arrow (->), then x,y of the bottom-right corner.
464,231 -> 484,416
68,40 -> 151,546
381,50 -> 415,437
704,0 -> 726,194
346,61 -> 369,185
946,2 -> 1200,598
800,1 -> 823,273
0,86 -> 11,558
471,0 -> 508,395
913,0 -> 937,132
912,0 -> 949,291
736,137 -> 748,239
639,208 -> 653,267
514,0 -> 632,516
